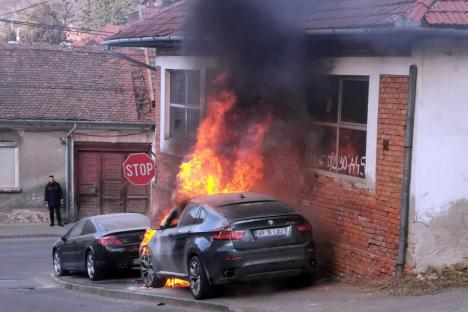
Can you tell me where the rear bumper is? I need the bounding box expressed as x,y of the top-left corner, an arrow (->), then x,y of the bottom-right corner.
95,245 -> 141,270
204,243 -> 316,285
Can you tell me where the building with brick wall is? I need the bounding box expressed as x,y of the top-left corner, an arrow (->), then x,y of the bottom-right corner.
103,0 -> 468,278
0,44 -> 155,224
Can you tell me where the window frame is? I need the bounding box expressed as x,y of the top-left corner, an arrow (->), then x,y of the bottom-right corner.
311,76 -> 369,179
0,142 -> 19,190
168,70 -> 202,139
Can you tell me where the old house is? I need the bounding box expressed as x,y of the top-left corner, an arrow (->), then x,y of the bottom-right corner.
0,44 -> 155,223
103,0 -> 468,278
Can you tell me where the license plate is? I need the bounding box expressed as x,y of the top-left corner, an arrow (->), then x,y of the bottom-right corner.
255,227 -> 289,238
132,258 -> 140,266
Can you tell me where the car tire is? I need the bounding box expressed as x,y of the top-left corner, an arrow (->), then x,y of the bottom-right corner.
53,250 -> 68,277
140,254 -> 165,288
188,256 -> 216,300
86,250 -> 103,281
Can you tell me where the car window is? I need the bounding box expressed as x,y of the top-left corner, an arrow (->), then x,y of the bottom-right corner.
194,208 -> 208,225
68,220 -> 86,238
164,209 -> 180,229
95,214 -> 150,232
81,221 -> 96,235
179,205 -> 201,227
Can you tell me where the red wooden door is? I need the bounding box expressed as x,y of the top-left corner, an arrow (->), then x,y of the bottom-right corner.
76,150 -> 149,220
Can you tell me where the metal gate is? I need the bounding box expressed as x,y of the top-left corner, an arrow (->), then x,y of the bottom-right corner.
75,148 -> 150,219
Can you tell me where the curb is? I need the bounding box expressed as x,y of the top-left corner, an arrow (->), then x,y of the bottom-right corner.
50,274 -> 234,312
0,234 -> 60,239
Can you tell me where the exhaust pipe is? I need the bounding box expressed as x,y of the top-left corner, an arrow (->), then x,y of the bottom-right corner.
223,269 -> 235,278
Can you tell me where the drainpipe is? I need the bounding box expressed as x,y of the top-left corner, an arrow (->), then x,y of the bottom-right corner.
396,65 -> 418,277
65,123 -> 77,223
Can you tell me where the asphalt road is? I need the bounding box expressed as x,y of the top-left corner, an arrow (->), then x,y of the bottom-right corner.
0,237 -> 196,312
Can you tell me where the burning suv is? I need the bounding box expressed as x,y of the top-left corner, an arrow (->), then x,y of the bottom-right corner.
139,192 -> 316,299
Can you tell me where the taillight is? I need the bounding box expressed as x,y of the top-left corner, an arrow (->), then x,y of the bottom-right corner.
212,228 -> 245,240
296,223 -> 312,233
98,235 -> 123,246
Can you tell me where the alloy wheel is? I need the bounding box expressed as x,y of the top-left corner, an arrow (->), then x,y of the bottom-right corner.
87,253 -> 95,279
140,255 -> 155,286
189,258 -> 201,296
53,251 -> 61,275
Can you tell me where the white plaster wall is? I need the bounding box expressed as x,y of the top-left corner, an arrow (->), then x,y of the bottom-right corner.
409,38 -> 468,271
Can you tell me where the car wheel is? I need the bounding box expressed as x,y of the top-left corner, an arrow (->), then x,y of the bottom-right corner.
53,250 -> 68,277
140,254 -> 165,288
188,256 -> 215,300
86,251 -> 103,281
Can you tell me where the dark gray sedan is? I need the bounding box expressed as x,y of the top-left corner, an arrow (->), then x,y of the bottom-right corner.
52,213 -> 149,281
141,193 -> 316,299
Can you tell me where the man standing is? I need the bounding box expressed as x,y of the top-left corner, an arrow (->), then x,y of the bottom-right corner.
44,175 -> 64,227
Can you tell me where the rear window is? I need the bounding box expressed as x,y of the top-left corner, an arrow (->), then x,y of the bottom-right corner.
96,214 -> 150,231
215,201 -> 295,220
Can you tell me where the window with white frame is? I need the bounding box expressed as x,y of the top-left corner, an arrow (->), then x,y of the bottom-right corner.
310,76 -> 369,178
0,143 -> 19,189
169,70 -> 201,140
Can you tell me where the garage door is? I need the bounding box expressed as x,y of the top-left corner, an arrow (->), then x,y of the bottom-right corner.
76,150 -> 150,219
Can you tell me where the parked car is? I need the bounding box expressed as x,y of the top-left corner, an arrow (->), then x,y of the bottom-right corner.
140,192 -> 316,299
52,213 -> 150,281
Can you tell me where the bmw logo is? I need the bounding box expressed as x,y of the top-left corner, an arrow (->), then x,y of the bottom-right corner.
268,220 -> 274,226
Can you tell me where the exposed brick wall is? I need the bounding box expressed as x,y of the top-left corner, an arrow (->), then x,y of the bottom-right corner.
288,74 -> 409,278
150,72 -> 409,278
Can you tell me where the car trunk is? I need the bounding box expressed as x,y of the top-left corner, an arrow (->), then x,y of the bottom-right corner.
231,214 -> 309,251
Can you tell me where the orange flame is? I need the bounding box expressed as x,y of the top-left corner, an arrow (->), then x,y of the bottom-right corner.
175,88 -> 272,202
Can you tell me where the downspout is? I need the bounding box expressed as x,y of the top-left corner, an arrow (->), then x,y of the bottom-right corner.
396,65 -> 418,277
65,123 -> 77,223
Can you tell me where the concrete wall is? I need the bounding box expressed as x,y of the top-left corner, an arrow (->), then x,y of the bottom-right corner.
408,39 -> 468,272
0,130 -> 66,223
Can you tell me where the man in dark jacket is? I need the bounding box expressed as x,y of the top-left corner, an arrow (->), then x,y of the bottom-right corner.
44,175 -> 64,227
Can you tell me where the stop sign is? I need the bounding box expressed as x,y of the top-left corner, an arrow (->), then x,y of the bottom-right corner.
123,153 -> 155,186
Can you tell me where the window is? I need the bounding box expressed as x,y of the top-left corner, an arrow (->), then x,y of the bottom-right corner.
169,70 -> 201,140
0,143 -> 19,189
68,220 -> 86,238
180,205 -> 201,227
164,209 -> 180,229
310,76 -> 369,178
82,221 -> 96,235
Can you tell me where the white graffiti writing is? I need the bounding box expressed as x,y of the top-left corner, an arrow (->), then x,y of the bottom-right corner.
313,153 -> 366,177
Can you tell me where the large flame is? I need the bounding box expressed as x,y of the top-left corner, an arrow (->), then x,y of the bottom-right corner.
175,87 -> 272,202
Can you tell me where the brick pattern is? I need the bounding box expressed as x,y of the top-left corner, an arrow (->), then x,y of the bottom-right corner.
304,75 -> 409,278
0,44 -> 154,122
150,73 -> 409,278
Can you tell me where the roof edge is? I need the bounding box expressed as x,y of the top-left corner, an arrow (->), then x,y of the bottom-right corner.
102,36 -> 183,47
0,119 -> 154,128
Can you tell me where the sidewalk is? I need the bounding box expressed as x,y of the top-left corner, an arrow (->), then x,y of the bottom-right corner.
54,273 -> 468,312
0,222 -> 74,239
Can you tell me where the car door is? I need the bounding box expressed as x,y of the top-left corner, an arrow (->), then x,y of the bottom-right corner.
72,220 -> 98,271
153,209 -> 180,274
61,220 -> 86,270
173,203 -> 202,274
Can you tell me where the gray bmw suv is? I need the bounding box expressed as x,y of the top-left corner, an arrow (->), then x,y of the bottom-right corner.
140,192 -> 316,299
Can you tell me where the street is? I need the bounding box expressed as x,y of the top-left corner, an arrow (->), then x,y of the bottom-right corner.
0,237 -> 195,312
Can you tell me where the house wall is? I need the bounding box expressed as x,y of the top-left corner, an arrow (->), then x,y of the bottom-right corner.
0,130 -> 66,223
150,53 -> 417,278
408,39 -> 468,272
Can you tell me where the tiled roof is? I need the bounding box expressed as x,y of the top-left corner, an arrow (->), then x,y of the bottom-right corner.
109,0 -> 468,41
111,0 -> 185,40
0,44 -> 151,122
425,1 -> 468,26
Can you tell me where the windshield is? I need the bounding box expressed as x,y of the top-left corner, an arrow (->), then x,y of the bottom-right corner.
214,201 -> 295,220
95,214 -> 150,231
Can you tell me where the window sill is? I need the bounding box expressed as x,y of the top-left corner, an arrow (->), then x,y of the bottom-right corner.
0,188 -> 22,193
310,168 -> 374,192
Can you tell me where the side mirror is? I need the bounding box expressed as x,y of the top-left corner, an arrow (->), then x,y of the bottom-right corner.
150,218 -> 162,231
61,235 -> 67,242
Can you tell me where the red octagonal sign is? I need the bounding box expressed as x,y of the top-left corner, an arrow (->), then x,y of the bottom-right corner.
123,153 -> 155,186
